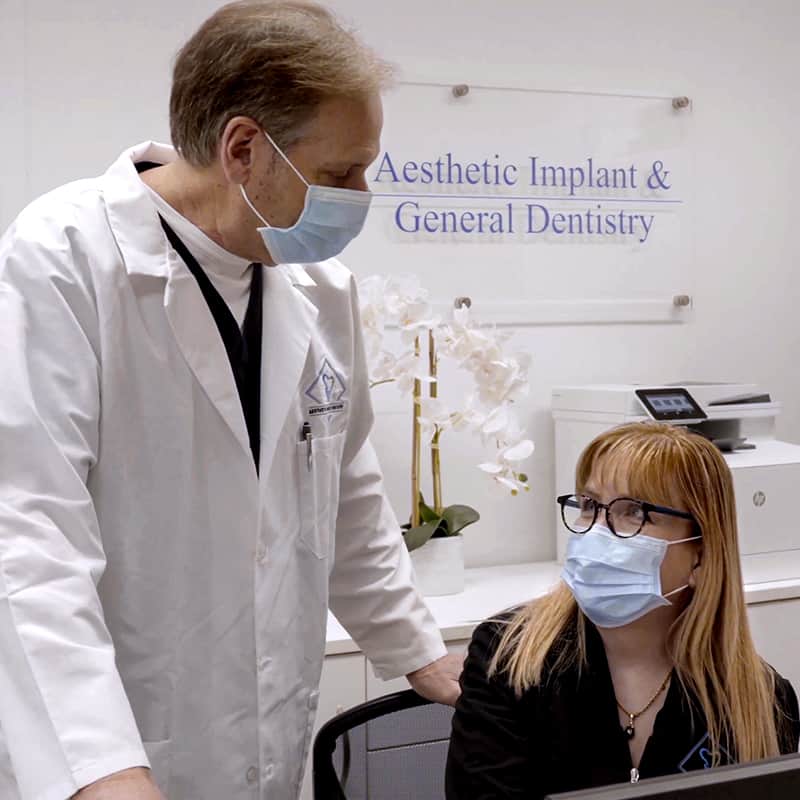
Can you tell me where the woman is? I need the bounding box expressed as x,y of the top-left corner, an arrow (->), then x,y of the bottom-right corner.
446,422 -> 799,798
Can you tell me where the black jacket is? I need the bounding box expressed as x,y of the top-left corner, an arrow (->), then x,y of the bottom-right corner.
446,614 -> 800,799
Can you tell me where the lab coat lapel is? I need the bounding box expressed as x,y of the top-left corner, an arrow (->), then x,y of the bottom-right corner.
259,265 -> 318,478
104,142 -> 177,280
163,250 -> 254,470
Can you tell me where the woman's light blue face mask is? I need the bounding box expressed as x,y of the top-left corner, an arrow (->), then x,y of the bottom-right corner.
239,130 -> 372,265
561,524 -> 702,628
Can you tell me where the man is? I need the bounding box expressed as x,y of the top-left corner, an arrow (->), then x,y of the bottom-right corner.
0,3 -> 459,798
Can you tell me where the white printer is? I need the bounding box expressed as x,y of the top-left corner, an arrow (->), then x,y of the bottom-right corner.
552,383 -> 800,564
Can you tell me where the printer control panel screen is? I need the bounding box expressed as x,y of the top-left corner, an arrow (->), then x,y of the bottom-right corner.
635,388 -> 708,422
650,394 -> 696,413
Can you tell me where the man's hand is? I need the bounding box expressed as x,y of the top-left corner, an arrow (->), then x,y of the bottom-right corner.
407,652 -> 464,706
73,767 -> 165,799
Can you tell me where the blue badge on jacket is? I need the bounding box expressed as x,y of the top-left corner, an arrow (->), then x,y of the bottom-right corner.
678,733 -> 733,772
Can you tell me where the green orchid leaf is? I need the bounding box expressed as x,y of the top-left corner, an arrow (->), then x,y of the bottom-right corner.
403,521 -> 440,552
418,494 -> 441,525
441,504 -> 480,536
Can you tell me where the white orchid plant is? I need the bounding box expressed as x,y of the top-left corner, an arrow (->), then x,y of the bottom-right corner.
358,274 -> 534,552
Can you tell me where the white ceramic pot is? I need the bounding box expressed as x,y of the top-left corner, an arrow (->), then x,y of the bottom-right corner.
409,535 -> 465,597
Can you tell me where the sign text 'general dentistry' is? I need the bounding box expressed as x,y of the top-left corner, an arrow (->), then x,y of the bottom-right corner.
370,153 -> 680,244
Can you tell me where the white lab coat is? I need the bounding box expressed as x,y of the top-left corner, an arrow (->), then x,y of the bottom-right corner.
0,142 -> 446,800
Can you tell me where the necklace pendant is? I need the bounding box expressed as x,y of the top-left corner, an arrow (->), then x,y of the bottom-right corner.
624,724 -> 635,739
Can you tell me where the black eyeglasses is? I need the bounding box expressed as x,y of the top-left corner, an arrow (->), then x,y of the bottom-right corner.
556,493 -> 698,539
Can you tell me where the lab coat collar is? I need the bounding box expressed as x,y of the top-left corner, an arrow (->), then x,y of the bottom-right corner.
103,141 -> 178,278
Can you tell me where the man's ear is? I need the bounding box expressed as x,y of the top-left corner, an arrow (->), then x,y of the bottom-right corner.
218,116 -> 265,184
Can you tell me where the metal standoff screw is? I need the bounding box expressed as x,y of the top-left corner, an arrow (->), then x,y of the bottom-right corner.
672,96 -> 691,110
452,84 -> 470,98
454,296 -> 472,309
753,492 -> 766,507
673,294 -> 692,307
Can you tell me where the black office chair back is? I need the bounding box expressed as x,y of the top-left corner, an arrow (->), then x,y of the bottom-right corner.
313,689 -> 451,800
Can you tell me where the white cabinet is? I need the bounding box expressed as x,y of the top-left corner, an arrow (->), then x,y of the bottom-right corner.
747,598 -> 800,697
733,460 -> 800,556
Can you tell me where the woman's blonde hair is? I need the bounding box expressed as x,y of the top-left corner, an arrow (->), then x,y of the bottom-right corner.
170,1 -> 396,166
491,422 -> 789,763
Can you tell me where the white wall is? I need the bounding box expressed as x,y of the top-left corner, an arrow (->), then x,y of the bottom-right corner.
2,1 -> 798,567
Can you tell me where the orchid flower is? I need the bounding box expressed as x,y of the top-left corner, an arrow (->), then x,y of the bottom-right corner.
358,273 -> 534,498
417,397 -> 453,440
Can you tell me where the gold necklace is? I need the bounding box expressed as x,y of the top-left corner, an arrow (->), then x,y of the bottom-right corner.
616,672 -> 672,740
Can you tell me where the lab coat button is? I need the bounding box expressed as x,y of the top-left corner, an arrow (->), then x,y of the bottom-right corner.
263,764 -> 275,780
246,766 -> 258,785
256,544 -> 267,564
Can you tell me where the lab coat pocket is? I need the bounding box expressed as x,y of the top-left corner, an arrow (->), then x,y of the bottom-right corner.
142,739 -> 171,796
297,431 -> 346,559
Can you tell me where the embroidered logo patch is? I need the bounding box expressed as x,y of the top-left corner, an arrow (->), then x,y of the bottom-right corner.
305,357 -> 347,416
678,733 -> 732,772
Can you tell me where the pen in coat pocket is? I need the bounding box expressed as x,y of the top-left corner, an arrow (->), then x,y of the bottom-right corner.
301,421 -> 313,471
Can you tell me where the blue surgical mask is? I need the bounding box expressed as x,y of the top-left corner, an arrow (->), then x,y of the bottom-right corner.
561,525 -> 701,628
239,130 -> 372,265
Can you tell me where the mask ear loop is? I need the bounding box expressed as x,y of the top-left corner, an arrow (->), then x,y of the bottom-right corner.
663,584 -> 690,599
240,184 -> 271,227
239,130 -> 311,229
263,130 -> 310,188
663,535 -> 703,599
670,534 -> 703,546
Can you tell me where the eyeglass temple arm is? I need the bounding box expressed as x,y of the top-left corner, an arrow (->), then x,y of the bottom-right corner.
642,501 -> 696,522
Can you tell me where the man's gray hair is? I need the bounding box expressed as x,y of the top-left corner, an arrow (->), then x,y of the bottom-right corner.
170,1 -> 395,166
